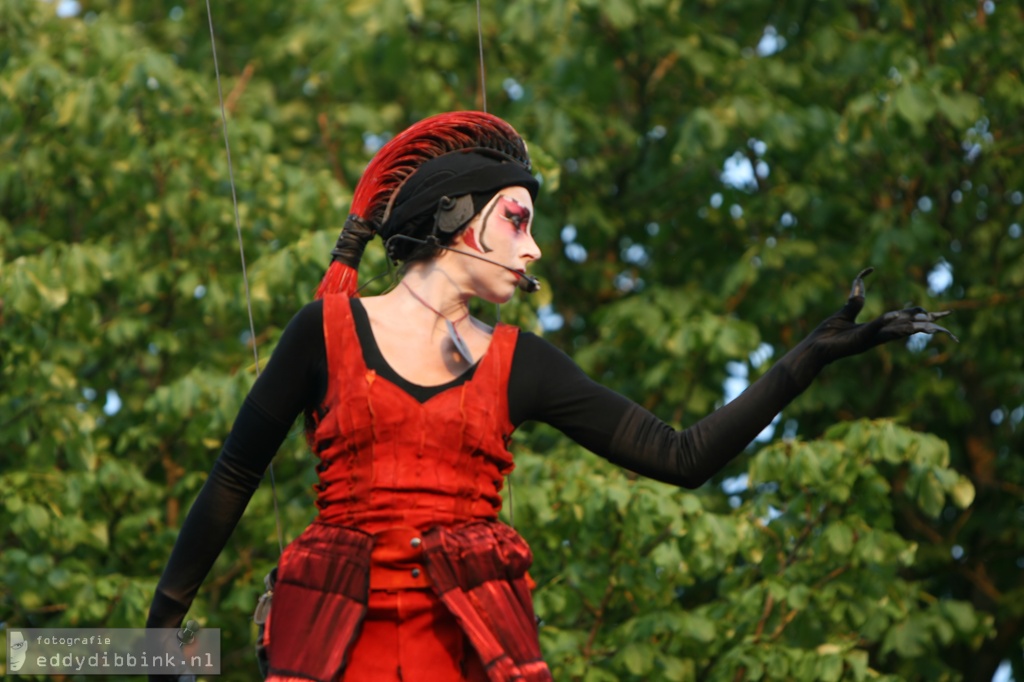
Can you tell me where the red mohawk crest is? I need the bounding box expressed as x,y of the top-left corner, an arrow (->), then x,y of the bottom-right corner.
353,111 -> 531,230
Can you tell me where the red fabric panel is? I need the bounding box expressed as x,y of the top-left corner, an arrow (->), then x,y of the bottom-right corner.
422,523 -> 552,682
266,524 -> 372,681
368,526 -> 432,590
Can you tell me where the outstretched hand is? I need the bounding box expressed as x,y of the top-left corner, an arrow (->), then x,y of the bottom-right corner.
808,267 -> 958,366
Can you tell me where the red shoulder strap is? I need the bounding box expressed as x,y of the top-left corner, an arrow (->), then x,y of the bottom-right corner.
321,295 -> 359,407
477,323 -> 519,436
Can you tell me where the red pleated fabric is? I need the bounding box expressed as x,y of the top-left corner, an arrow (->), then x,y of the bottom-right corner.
312,295 -> 518,533
265,524 -> 372,681
422,523 -> 550,682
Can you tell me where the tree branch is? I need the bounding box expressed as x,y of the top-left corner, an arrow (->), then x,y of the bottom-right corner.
752,591 -> 775,641
225,62 -> 255,115
583,578 -> 617,659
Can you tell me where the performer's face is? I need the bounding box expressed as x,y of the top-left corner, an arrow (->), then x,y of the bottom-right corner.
459,186 -> 540,301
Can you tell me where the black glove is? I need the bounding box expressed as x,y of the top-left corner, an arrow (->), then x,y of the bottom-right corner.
795,267 -> 956,375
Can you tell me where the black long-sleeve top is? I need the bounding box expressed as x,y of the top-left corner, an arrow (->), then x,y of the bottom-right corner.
148,298 -> 818,627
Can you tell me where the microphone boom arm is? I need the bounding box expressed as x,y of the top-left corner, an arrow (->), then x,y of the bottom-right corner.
386,234 -> 541,293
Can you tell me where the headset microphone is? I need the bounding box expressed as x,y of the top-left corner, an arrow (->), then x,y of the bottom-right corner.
387,234 -> 541,294
515,272 -> 541,293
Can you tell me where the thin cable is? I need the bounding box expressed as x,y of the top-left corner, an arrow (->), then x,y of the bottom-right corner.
497,295 -> 507,527
205,0 -> 284,556
472,2 -> 515,522
400,281 -> 470,325
476,0 -> 487,112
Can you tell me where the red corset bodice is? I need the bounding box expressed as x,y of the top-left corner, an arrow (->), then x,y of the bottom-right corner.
310,295 -> 518,532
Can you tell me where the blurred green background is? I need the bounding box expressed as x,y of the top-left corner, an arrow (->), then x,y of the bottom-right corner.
2,0 -> 1022,679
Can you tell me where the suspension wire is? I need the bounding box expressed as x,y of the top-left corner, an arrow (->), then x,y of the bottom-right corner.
474,1 -> 515,527
205,0 -> 285,556
476,0 -> 487,112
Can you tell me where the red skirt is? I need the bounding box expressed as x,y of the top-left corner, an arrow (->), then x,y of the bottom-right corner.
264,522 -> 549,682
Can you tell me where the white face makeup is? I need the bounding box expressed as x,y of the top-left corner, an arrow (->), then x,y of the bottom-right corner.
456,186 -> 541,301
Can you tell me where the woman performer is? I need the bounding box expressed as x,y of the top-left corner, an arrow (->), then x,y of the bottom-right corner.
147,111 -> 954,681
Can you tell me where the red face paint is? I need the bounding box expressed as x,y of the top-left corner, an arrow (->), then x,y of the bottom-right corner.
475,194 -> 533,253
463,228 -> 484,254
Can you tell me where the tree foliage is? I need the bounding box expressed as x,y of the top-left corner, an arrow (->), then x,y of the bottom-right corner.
2,0 -> 1022,679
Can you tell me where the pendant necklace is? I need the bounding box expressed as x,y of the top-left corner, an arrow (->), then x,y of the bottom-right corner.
401,281 -> 474,364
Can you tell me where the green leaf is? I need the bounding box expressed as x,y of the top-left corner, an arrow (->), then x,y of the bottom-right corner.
949,477 -> 975,509
936,91 -> 981,128
937,600 -> 979,636
816,654 -> 844,682
788,584 -> 811,610
675,108 -> 728,158
825,522 -> 854,555
914,468 -> 946,518
658,654 -> 695,682
845,650 -> 869,682
616,642 -> 655,676
881,619 -> 930,658
23,502 -> 50,533
602,0 -> 638,29
679,612 -> 716,643
584,666 -> 619,682
892,84 -> 937,130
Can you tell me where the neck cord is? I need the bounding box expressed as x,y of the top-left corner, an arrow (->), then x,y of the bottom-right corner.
400,281 -> 475,364
205,0 -> 284,555
400,281 -> 469,323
